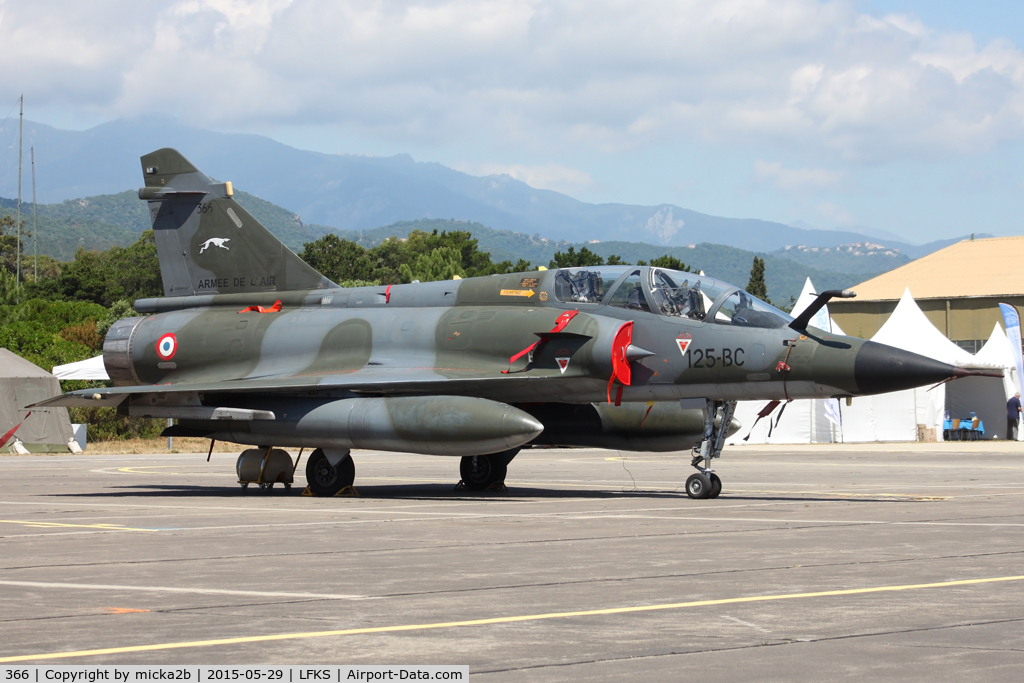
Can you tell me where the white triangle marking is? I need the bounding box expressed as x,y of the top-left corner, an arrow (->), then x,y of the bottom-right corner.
676,339 -> 692,356
556,357 -> 570,374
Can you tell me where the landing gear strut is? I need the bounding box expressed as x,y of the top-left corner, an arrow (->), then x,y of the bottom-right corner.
687,400 -> 735,500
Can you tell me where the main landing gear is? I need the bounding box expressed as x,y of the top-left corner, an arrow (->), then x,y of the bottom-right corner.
305,448 -> 356,497
686,399 -> 736,500
458,448 -> 520,491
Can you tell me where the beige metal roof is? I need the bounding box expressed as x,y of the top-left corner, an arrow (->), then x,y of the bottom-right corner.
848,236 -> 1024,301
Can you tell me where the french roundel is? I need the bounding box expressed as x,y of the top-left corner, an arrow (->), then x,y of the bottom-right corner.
156,333 -> 177,360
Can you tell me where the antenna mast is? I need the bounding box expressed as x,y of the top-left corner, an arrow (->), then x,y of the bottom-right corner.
31,146 -> 37,281
15,95 -> 22,290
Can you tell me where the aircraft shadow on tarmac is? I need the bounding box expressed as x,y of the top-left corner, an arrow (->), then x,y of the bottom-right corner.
46,483 -> 896,503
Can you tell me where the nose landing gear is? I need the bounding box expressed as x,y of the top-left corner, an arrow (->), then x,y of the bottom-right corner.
686,399 -> 735,500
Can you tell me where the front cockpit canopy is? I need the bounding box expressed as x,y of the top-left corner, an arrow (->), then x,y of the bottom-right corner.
552,266 -> 631,304
552,265 -> 793,329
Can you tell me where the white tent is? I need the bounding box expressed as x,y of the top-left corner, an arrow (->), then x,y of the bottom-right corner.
52,356 -> 109,381
870,288 -> 977,365
728,278 -> 844,445
956,322 -> 1018,440
838,288 -> 965,442
855,288 -> 1003,441
730,286 -> 1007,444
974,322 -> 1018,399
792,277 -> 846,336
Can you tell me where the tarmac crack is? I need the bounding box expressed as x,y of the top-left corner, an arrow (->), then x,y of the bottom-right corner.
474,616 -> 1024,677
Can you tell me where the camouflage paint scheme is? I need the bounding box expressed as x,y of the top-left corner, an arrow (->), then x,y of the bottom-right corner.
37,149 -> 972,496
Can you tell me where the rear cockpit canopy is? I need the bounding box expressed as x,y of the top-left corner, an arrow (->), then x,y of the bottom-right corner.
553,266 -> 793,329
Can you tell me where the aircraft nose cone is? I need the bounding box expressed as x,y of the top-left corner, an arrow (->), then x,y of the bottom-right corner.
854,341 -> 955,395
502,407 -> 545,448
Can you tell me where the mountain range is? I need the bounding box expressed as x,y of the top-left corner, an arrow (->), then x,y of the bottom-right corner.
0,117 -> 977,257
0,192 -> 884,304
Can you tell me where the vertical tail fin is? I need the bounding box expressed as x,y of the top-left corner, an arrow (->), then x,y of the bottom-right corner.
139,148 -> 335,297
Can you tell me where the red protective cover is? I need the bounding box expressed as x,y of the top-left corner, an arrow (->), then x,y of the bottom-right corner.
238,299 -> 282,314
611,321 -> 633,386
508,310 -> 579,365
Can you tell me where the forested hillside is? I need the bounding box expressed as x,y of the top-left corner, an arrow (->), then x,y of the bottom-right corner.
340,218 -> 867,304
0,190 -> 336,256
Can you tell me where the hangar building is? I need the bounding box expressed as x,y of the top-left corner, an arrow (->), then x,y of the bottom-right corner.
829,236 -> 1024,353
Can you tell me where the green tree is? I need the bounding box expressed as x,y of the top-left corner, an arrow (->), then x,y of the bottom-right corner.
97,299 -> 140,340
404,229 -> 531,277
0,268 -> 17,305
300,228 -> 533,285
496,258 -> 533,273
0,298 -> 108,369
549,246 -> 605,268
745,256 -> 771,303
399,247 -> 466,283
364,237 -> 411,284
0,213 -> 29,276
298,233 -> 373,283
638,255 -> 692,271
25,231 -> 162,307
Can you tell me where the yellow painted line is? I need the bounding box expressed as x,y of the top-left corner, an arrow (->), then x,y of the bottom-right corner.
117,466 -> 176,474
0,520 -> 158,532
114,466 -> 234,477
2,574 -> 1022,663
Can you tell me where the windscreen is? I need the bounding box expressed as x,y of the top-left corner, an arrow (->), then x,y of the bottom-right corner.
714,290 -> 794,328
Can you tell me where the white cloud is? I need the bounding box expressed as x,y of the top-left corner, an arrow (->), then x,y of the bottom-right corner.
754,159 -> 843,190
3,0 -> 1024,164
457,162 -> 594,196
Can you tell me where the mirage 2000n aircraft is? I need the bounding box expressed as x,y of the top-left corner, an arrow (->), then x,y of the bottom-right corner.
33,149 -> 992,499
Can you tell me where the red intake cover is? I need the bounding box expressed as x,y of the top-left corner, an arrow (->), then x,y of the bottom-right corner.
610,321 -> 633,386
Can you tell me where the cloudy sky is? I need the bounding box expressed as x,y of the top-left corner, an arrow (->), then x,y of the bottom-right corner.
2,0 -> 1023,244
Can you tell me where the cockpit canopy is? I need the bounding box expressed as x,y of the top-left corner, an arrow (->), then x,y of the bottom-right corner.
552,266 -> 793,329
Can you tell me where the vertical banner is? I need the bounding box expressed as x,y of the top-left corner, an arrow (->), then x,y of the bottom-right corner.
811,297 -> 832,332
822,399 -> 842,427
999,303 -> 1024,395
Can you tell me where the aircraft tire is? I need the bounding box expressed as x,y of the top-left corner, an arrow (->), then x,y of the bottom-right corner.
685,473 -> 712,500
306,449 -> 355,496
460,454 -> 508,491
708,473 -> 722,499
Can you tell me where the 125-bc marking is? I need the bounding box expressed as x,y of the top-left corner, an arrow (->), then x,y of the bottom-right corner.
687,347 -> 745,368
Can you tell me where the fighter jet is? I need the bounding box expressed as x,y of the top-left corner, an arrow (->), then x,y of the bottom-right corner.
34,149 -> 992,499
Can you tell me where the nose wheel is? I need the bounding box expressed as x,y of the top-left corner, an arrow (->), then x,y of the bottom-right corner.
686,400 -> 734,499
684,472 -> 721,499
